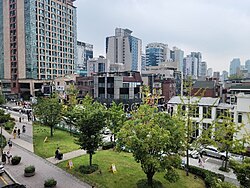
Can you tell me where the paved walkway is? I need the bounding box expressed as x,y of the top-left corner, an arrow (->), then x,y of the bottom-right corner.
1,104 -> 91,188
47,149 -> 86,164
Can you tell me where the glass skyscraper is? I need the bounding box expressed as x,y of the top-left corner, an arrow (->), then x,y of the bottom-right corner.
146,43 -> 168,67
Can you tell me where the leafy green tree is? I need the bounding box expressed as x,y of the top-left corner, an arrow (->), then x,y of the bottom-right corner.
231,158 -> 250,188
74,95 -> 107,166
33,96 -> 63,137
0,109 -> 11,154
117,104 -> 185,186
107,101 -> 126,141
210,110 -> 244,170
63,84 -> 79,135
0,94 -> 5,105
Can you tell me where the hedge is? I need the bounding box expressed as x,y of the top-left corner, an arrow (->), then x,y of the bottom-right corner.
188,165 -> 225,188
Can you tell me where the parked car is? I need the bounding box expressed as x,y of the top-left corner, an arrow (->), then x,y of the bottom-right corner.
0,164 -> 5,175
201,146 -> 230,160
188,147 -> 199,159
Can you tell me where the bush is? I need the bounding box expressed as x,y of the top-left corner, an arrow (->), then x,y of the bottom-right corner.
4,121 -> 15,131
102,142 -> 116,150
136,179 -> 163,188
0,135 -> 6,148
11,156 -> 21,165
188,165 -> 225,188
24,165 -> 35,173
44,178 -> 57,187
79,164 -> 99,174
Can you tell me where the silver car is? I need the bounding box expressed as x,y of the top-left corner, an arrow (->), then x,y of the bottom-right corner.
201,146 -> 230,160
0,164 -> 4,175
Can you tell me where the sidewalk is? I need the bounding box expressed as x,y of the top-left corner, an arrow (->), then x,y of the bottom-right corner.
47,149 -> 87,164
1,105 -> 91,188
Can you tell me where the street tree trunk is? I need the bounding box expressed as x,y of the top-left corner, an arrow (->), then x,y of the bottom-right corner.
50,126 -> 53,137
89,153 -> 93,166
146,171 -> 155,187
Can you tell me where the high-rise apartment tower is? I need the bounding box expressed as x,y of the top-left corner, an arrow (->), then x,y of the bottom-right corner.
0,0 -> 77,96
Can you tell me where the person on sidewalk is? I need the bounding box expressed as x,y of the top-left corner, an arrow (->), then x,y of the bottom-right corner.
8,138 -> 13,150
6,151 -> 12,164
22,125 -> 26,133
13,127 -> 17,139
17,128 -> 21,138
1,152 -> 6,165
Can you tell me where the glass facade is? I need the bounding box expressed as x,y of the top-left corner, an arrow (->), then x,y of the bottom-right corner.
25,0 -> 77,80
146,47 -> 165,66
0,0 -> 3,79
24,0 -> 38,79
130,36 -> 139,71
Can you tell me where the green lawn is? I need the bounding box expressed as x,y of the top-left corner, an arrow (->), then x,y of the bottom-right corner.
57,150 -> 205,188
33,123 -> 80,158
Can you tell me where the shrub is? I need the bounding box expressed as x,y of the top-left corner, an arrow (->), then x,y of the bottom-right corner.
188,165 -> 225,187
24,165 -> 35,173
0,135 -> 6,148
79,164 -> 99,174
11,156 -> 21,165
44,178 -> 57,187
4,121 -> 15,131
102,142 -> 116,150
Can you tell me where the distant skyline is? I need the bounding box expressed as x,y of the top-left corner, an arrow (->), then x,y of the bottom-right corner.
75,0 -> 250,72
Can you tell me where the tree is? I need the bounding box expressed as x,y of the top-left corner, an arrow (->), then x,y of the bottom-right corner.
33,96 -> 63,137
74,95 -> 107,166
0,109 -> 11,155
106,101 -> 126,141
231,158 -> 250,188
0,94 -> 5,105
117,104 -> 185,186
211,109 -> 244,171
63,84 -> 79,135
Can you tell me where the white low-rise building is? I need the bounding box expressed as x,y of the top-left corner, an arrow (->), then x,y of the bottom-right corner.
167,93 -> 250,142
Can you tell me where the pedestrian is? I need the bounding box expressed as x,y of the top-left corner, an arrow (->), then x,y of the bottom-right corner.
6,151 -> 12,164
17,128 -> 21,138
19,117 -> 21,123
22,125 -> 26,133
13,127 -> 17,139
198,154 -> 204,168
8,138 -> 13,150
1,152 -> 6,165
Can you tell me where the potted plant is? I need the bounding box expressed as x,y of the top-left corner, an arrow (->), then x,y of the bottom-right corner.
24,165 -> 35,177
11,155 -> 21,165
44,178 -> 57,188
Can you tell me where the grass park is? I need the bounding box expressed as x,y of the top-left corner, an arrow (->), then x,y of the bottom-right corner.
33,124 -> 205,188
33,123 -> 79,158
57,150 -> 205,188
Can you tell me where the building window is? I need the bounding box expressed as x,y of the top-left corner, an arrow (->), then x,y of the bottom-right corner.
190,106 -> 199,118
238,113 -> 242,123
192,122 -> 199,138
203,106 -> 212,118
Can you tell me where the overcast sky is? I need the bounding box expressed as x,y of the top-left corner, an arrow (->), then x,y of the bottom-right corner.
74,0 -> 250,72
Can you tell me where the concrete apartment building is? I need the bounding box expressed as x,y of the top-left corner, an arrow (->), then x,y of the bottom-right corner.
106,28 -> 142,72
87,56 -> 110,76
76,41 -> 93,76
0,0 -> 77,98
168,93 -> 250,141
